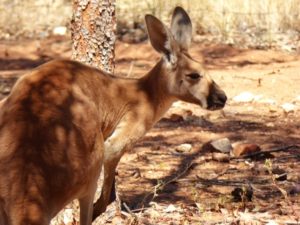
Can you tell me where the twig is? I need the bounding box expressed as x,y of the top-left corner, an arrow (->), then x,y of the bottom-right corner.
122,202 -> 139,224
264,159 -> 300,222
196,176 -> 269,186
232,145 -> 300,160
273,154 -> 300,162
141,162 -> 194,205
123,202 -> 134,215
129,207 -> 150,213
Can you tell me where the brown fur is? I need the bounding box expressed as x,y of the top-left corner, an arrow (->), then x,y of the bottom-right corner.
0,7 -> 226,225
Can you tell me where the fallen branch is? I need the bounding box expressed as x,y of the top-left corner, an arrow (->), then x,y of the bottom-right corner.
141,161 -> 194,206
196,176 -> 269,187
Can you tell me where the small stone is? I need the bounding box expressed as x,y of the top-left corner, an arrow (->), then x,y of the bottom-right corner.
202,138 -> 232,153
2,87 -> 11,95
268,106 -> 278,113
164,204 -> 177,213
266,122 -> 275,127
53,26 -> 67,36
175,143 -> 192,153
233,92 -> 255,103
212,152 -> 230,162
281,103 -> 296,113
232,143 -> 261,157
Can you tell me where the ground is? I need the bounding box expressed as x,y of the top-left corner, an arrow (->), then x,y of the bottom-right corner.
0,37 -> 299,225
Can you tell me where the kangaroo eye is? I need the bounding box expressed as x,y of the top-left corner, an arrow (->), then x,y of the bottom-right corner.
186,73 -> 201,80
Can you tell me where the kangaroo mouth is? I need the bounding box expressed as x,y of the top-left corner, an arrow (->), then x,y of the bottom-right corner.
206,82 -> 227,111
207,94 -> 227,111
207,102 -> 226,110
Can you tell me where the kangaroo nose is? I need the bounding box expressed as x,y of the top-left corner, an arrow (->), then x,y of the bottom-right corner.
219,93 -> 227,104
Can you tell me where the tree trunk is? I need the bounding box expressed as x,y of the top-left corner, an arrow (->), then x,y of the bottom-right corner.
71,0 -> 116,73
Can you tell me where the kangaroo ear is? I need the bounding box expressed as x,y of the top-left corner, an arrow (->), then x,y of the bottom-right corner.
145,14 -> 174,58
171,7 -> 192,50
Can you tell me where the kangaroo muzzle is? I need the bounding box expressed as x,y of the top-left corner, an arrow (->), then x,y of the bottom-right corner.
207,82 -> 227,110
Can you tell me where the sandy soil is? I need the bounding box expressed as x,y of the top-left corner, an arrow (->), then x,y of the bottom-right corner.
0,37 -> 299,224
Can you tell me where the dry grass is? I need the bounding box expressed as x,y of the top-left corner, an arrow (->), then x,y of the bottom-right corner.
117,0 -> 300,47
0,0 -> 299,47
118,0 -> 300,32
0,0 -> 72,39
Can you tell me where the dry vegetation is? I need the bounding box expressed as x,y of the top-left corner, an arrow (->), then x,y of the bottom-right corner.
0,0 -> 300,225
117,0 -> 300,33
117,0 -> 300,49
1,0 -> 300,48
0,0 -> 72,38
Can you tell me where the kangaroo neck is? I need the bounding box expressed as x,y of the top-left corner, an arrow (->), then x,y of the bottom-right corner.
138,59 -> 176,124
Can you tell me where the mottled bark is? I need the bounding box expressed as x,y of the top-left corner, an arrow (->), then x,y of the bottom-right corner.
71,0 -> 116,73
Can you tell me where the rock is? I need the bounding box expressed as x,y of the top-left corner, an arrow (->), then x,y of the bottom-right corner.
202,138 -> 232,153
232,143 -> 261,157
175,143 -> 192,153
2,87 -> 11,95
266,122 -> 275,127
164,204 -> 177,213
233,92 -> 255,103
53,26 -> 67,36
281,103 -> 296,113
212,152 -> 230,162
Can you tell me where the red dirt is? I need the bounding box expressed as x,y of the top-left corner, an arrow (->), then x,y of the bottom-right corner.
0,37 -> 299,224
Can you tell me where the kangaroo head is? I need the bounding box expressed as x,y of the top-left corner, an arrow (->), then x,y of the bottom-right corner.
145,7 -> 227,110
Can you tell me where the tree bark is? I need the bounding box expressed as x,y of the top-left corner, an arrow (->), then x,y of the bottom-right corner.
71,0 -> 116,73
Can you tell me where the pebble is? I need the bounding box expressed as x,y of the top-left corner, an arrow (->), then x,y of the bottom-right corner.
164,204 -> 177,213
281,103 -> 296,113
233,92 -> 255,103
202,138 -> 232,153
175,143 -> 192,152
268,106 -> 278,113
266,122 -> 275,127
53,26 -> 67,35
